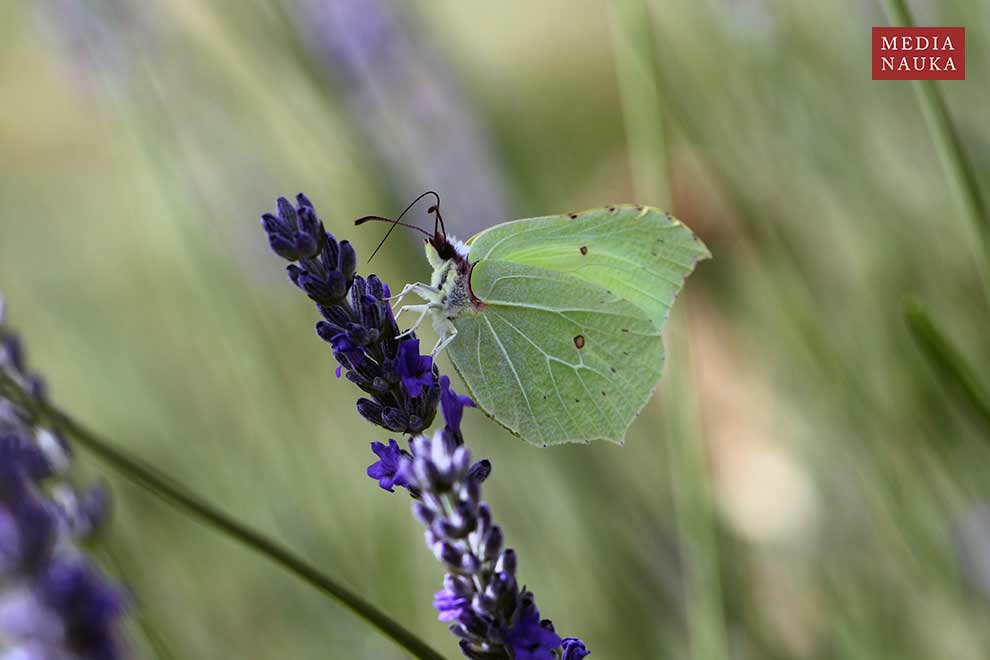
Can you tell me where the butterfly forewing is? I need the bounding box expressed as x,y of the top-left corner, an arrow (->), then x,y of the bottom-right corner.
448,259 -> 664,446
467,205 -> 709,327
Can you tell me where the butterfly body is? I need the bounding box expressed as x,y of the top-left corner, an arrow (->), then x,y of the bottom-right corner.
394,204 -> 709,446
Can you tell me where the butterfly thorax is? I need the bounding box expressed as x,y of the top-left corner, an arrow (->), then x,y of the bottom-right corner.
425,239 -> 475,321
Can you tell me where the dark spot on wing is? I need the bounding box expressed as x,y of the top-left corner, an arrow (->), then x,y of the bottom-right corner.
573,335 -> 585,349
579,246 -> 588,255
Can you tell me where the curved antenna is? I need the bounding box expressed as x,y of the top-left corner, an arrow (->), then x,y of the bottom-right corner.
356,191 -> 442,263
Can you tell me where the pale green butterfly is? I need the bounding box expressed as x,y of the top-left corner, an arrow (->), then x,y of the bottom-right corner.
358,198 -> 709,446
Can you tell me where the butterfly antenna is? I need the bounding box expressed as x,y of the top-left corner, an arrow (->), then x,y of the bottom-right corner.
355,191 -> 442,263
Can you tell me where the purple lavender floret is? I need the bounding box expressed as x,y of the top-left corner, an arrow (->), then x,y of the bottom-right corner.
261,194 -> 439,434
261,196 -> 588,658
366,439 -> 411,493
0,301 -> 128,659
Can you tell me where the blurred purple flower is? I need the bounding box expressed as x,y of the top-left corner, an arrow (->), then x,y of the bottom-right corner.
0,301 -> 128,658
294,0 -> 510,237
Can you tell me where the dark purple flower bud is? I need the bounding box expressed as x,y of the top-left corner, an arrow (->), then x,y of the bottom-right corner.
380,406 -> 410,432
318,303 -> 351,327
366,439 -> 409,492
434,541 -> 462,568
467,459 -> 491,484
444,574 -> 474,597
495,549 -> 516,576
475,504 -> 492,538
261,196 -> 325,261
482,526 -> 503,562
450,446 -> 471,478
359,294 -> 383,331
459,553 -> 480,574
367,275 -> 386,300
356,398 -> 385,426
562,637 -> 591,659
297,269 -> 348,306
344,322 -> 376,346
461,479 -> 481,507
412,502 -> 435,526
322,234 -> 341,272
339,240 -> 357,282
349,276 -> 368,308
471,592 -> 496,616
315,321 -> 340,344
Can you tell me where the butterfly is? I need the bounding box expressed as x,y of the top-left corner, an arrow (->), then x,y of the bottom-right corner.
357,195 -> 709,446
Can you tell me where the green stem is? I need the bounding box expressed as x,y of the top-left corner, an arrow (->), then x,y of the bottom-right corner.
0,371 -> 445,660
879,0 -> 990,295
904,298 -> 990,430
608,0 -> 671,206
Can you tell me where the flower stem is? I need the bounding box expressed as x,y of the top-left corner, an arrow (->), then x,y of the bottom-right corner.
0,370 -> 445,660
879,0 -> 990,297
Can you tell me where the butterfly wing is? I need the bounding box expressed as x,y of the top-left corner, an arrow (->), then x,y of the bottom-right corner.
447,258 -> 664,446
466,205 -> 709,326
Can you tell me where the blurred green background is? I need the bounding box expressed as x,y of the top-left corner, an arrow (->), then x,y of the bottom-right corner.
2,0 -> 989,657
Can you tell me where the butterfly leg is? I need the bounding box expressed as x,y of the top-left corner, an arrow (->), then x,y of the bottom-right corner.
395,303 -> 437,339
431,322 -> 458,356
388,282 -> 438,311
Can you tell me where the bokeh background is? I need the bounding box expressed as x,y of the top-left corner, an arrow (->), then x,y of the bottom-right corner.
2,0 -> 989,657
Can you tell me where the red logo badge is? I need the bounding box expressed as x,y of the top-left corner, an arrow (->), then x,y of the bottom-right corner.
872,27 -> 965,80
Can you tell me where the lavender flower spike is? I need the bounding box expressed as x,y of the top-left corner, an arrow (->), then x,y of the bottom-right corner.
261,196 -> 588,658
401,378 -> 588,660
0,300 -> 128,659
261,194 -> 439,434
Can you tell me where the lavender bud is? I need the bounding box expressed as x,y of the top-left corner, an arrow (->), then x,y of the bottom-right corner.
471,592 -> 496,616
412,502 -> 435,526
475,504 -> 492,538
356,398 -> 385,426
339,240 -> 357,281
434,542 -> 462,568
380,406 -> 409,432
495,549 -> 517,576
482,526 -> 503,562
444,574 -> 473,597
460,553 -> 480,574
467,459 -> 491,483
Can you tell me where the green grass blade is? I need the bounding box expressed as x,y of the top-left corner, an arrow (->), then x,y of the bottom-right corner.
608,0 -> 671,206
880,0 -> 990,294
0,370 -> 445,660
904,298 -> 990,430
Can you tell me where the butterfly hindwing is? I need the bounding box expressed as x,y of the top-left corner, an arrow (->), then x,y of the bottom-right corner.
447,259 -> 664,446
467,205 -> 709,327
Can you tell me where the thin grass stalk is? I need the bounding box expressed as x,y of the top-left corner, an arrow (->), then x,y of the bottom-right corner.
880,0 -> 990,298
0,370 -> 446,660
904,298 -> 990,431
609,7 -> 729,656
663,324 -> 730,660
608,0 -> 671,205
